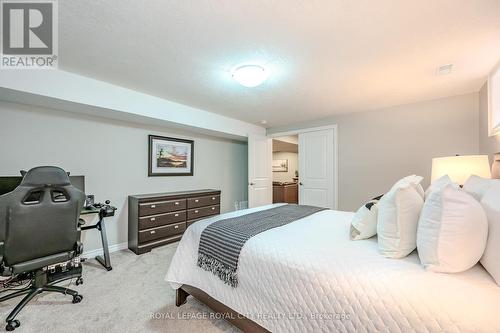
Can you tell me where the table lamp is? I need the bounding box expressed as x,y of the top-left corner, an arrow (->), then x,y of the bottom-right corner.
493,153 -> 500,179
431,155 -> 491,185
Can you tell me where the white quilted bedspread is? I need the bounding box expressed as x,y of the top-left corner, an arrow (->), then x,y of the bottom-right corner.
166,204 -> 500,333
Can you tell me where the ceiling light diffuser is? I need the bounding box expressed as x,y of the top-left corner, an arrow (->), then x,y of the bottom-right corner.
232,65 -> 269,87
436,64 -> 453,75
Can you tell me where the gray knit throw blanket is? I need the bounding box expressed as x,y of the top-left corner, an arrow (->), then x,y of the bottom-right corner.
197,204 -> 327,287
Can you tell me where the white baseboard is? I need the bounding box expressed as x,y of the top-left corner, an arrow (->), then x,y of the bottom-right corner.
81,242 -> 128,259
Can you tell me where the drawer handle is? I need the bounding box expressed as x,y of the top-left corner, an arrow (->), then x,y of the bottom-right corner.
212,207 -> 215,210
194,210 -> 199,213
175,202 -> 179,205
174,213 -> 179,217
212,197 -> 215,200
150,218 -> 156,222
150,204 -> 156,208
150,230 -> 156,234
195,199 -> 199,203
174,225 -> 179,229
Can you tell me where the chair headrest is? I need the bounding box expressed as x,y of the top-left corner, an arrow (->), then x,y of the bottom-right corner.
20,166 -> 71,187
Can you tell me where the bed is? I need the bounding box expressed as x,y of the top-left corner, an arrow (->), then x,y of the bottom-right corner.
166,204 -> 500,333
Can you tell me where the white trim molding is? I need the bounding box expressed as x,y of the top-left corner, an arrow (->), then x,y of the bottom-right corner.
488,60 -> 500,137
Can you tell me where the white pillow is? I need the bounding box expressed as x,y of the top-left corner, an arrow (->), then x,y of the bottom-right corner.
424,175 -> 458,199
417,184 -> 488,273
463,175 -> 496,202
394,175 -> 425,199
350,196 -> 382,240
377,176 -> 425,258
480,182 -> 500,285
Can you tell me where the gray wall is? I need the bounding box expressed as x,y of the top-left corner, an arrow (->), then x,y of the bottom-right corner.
478,82 -> 500,161
0,101 -> 248,252
269,93 -> 480,211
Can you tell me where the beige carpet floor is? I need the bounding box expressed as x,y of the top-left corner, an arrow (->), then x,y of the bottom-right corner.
0,243 -> 240,333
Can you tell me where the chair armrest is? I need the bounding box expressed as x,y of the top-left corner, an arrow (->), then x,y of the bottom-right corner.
76,220 -> 83,255
0,242 -> 4,274
75,241 -> 83,256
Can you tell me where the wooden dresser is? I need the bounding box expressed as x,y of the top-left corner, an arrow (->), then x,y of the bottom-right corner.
128,189 -> 221,254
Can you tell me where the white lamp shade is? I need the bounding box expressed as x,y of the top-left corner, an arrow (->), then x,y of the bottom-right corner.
431,155 -> 491,185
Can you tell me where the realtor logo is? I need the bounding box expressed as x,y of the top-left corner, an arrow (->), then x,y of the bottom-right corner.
1,0 -> 58,68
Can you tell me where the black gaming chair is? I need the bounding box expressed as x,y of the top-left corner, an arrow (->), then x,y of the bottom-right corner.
0,166 -> 85,331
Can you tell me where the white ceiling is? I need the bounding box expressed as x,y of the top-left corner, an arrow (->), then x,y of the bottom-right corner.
59,1 -> 500,128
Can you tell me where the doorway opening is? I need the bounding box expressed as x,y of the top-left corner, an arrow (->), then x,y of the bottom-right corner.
247,125 -> 337,209
272,135 -> 299,204
269,126 -> 338,209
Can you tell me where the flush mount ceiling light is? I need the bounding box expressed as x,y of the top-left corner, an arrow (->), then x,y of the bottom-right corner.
232,65 -> 269,87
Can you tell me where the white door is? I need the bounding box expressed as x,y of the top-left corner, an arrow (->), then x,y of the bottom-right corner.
298,129 -> 335,209
248,135 -> 272,208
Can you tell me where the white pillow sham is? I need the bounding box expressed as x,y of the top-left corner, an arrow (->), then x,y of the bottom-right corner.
350,196 -> 382,240
424,175 -> 458,199
394,175 -> 425,199
377,175 -> 424,258
417,184 -> 488,273
463,175 -> 497,202
480,182 -> 500,285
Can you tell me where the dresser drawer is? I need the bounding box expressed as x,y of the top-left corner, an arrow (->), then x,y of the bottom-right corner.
138,222 -> 186,243
136,235 -> 183,254
139,199 -> 186,216
139,211 -> 186,230
187,195 -> 220,208
187,205 -> 220,220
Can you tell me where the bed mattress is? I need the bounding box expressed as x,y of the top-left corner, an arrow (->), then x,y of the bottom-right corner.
166,204 -> 500,333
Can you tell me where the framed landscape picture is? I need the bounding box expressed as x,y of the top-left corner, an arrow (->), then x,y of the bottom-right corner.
272,159 -> 288,172
148,135 -> 194,176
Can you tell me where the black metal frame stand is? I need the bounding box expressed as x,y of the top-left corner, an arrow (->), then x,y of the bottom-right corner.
81,211 -> 112,271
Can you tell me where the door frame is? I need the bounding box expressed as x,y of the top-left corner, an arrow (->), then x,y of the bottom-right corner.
268,125 -> 339,210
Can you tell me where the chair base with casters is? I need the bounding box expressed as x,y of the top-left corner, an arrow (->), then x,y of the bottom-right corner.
0,267 -> 83,331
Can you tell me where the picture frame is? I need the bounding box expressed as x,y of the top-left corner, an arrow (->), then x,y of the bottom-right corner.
272,159 -> 288,172
148,135 -> 194,176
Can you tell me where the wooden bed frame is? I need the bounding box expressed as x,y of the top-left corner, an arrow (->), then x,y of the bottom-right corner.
176,284 -> 270,333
